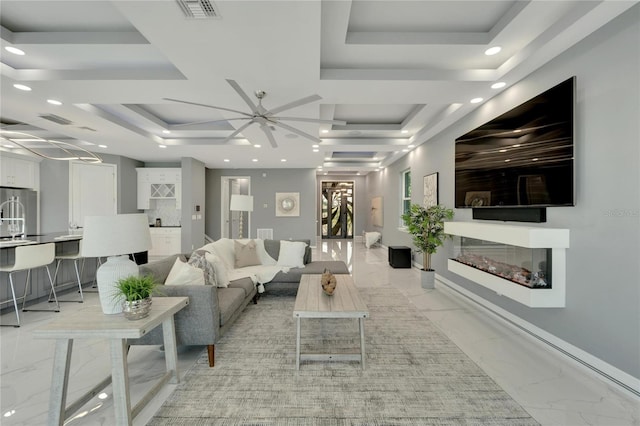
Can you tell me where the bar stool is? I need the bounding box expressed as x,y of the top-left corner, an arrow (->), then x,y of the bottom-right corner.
49,240 -> 86,303
0,243 -> 60,327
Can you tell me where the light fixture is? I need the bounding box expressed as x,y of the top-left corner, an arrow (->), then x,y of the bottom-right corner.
408,144 -> 415,148
491,82 -> 506,89
0,130 -> 102,163
159,145 -> 167,148
81,214 -> 152,314
485,46 -> 501,55
313,149 -> 319,152
47,99 -> 62,106
312,144 -> 319,148
223,159 -> 230,162
281,159 -> 287,162
402,149 -> 409,152
99,144 -> 107,148
162,130 -> 171,134
321,130 -> 329,134
254,144 -> 261,148
252,158 -> 258,162
5,46 -> 25,55
4,144 -> 14,148
229,195 -> 254,238
504,159 -> 511,162
532,158 -> 539,161
499,149 -> 507,152
470,98 -> 483,104
512,144 -> 521,147
401,130 -> 409,134
13,84 -> 31,91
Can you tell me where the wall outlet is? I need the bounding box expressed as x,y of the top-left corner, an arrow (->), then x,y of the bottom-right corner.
263,203 -> 268,208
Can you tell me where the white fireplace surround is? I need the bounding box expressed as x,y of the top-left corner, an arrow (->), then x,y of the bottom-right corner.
445,221 -> 570,308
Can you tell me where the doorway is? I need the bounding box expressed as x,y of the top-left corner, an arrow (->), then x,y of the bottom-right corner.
221,176 -> 251,239
321,181 -> 354,239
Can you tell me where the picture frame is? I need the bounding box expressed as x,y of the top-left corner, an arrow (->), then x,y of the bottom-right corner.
275,192 -> 300,217
423,173 -> 439,208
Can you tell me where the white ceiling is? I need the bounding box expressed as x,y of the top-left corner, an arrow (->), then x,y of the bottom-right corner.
1,0 -> 636,174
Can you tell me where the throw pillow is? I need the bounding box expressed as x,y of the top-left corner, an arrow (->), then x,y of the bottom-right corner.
234,239 -> 261,268
188,249 -> 217,286
276,240 -> 307,268
165,257 -> 205,286
254,238 -> 277,265
201,238 -> 235,271
205,252 -> 230,288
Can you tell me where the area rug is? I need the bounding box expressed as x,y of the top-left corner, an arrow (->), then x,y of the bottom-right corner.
149,287 -> 538,425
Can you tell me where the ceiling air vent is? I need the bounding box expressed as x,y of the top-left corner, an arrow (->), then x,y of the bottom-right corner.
176,0 -> 219,18
39,114 -> 72,125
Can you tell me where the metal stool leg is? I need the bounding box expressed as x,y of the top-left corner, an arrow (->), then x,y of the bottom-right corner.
0,272 -> 22,327
49,258 -> 84,303
22,266 -> 60,313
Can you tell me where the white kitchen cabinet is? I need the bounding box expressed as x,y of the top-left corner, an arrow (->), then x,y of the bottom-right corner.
136,168 -> 181,210
148,227 -> 181,257
0,153 -> 39,189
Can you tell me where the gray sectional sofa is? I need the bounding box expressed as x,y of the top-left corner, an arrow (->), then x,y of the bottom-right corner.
128,239 -> 349,367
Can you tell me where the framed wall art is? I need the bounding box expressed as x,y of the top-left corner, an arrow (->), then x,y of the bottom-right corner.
275,192 -> 300,217
423,172 -> 439,208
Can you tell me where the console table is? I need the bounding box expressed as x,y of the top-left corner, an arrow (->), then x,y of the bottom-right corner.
33,296 -> 189,426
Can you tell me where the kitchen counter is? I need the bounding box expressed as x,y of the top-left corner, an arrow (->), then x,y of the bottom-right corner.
0,232 -> 82,248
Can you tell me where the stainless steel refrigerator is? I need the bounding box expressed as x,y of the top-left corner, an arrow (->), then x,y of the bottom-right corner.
0,187 -> 38,238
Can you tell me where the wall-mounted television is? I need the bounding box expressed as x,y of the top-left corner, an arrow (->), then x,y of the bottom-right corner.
455,77 -> 575,209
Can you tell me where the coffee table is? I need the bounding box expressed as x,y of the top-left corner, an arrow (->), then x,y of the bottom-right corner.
293,274 -> 369,369
33,296 -> 189,426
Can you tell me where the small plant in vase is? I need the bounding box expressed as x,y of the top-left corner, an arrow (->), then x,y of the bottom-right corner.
114,275 -> 158,320
402,204 -> 454,288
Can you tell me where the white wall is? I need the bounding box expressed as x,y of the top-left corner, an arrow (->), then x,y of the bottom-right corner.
369,6 -> 640,380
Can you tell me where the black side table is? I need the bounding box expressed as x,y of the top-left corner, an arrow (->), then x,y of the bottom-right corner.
388,246 -> 412,268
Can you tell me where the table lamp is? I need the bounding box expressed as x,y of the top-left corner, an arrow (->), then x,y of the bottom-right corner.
230,194 -> 253,238
82,213 -> 152,314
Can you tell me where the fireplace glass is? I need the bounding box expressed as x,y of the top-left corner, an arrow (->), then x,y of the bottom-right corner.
451,236 -> 552,288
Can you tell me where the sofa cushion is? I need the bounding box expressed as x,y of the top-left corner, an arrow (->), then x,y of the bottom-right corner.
276,240 -> 307,268
139,254 -> 184,284
217,287 -> 245,326
227,277 -> 256,298
165,257 -> 205,286
234,239 -> 261,268
205,252 -> 230,288
265,239 -> 312,264
188,250 -> 217,286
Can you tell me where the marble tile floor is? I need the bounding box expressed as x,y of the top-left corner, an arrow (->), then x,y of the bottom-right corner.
1,239 -> 638,425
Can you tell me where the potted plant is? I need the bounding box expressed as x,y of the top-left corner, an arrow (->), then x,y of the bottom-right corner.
402,204 -> 454,289
114,274 -> 158,320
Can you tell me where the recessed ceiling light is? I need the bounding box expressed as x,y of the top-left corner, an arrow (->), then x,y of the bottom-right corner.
324,172 -> 328,175
499,149 -> 507,152
532,158 -> 539,161
13,84 -> 31,91
356,172 -> 360,175
491,82 -> 506,89
514,129 -> 522,133
504,159 -> 511,162
485,46 -> 501,56
5,46 -> 25,55
317,166 -> 323,169
408,144 -> 415,148
4,144 -> 14,148
470,98 -> 483,104
162,130 -> 171,134
312,144 -> 319,148
159,145 -> 167,148
254,144 -> 261,148
401,130 -> 409,134
47,99 -> 62,106
281,159 -> 287,162
98,144 -> 107,148
512,144 -> 521,147
313,149 -> 319,153
321,130 -> 329,134
402,149 -> 409,152
252,159 -> 258,162
372,157 -> 378,161
224,159 -> 230,162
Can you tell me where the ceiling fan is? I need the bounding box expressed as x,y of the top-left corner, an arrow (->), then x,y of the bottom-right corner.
164,79 -> 345,147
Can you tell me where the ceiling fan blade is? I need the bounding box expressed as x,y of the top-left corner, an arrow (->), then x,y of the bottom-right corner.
259,124 -> 278,148
171,117 -> 250,128
268,94 -> 322,115
272,121 -> 321,143
226,79 -> 259,114
274,117 -> 346,125
163,98 -> 253,118
220,120 -> 255,144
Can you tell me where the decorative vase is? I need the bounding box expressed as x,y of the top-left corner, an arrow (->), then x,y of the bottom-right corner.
122,297 -> 153,320
421,269 -> 435,289
321,268 -> 337,296
96,255 -> 139,314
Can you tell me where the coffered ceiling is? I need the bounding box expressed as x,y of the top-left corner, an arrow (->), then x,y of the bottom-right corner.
0,1 -> 635,174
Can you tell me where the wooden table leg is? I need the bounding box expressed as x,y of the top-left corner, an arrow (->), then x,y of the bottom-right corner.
49,339 -> 73,426
110,339 -> 132,426
296,316 -> 301,370
162,316 -> 179,384
359,318 -> 366,369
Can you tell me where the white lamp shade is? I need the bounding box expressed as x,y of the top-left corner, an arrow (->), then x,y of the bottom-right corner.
81,213 -> 152,257
230,194 -> 254,212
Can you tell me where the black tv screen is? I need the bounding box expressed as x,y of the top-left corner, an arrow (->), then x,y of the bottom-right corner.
455,77 -> 575,208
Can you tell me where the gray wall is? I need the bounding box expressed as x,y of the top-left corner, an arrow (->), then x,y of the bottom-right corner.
369,6 -> 640,379
181,157 -> 206,252
316,175 -> 368,238
205,168 -> 317,242
39,154 -> 143,233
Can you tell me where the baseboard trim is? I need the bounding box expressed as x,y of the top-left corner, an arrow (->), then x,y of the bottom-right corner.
435,273 -> 640,399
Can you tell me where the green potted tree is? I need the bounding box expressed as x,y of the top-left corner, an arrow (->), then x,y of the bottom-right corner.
402,204 -> 454,288
114,274 -> 158,320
